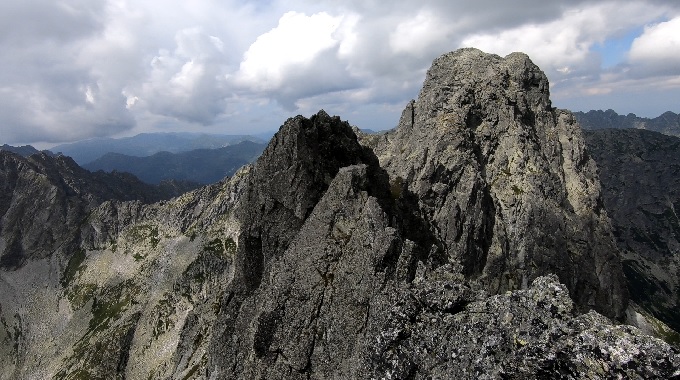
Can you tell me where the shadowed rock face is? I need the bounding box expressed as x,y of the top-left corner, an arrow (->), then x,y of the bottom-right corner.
585,128 -> 680,334
0,49 -> 677,379
370,48 -> 628,320
0,151 -> 193,269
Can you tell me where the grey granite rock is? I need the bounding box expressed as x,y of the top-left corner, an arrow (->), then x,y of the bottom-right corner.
369,48 -> 627,321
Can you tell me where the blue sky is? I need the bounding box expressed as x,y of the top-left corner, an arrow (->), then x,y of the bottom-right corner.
1,0 -> 679,147
592,27 -> 644,68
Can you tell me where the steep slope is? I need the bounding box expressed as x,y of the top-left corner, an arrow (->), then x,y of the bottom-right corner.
584,128 -> 680,336
84,141 -> 266,184
575,109 -> 680,137
1,49 -> 678,379
366,48 -> 627,320
0,151 -> 195,269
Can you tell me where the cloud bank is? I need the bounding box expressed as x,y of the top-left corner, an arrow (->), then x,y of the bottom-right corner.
1,0 -> 679,145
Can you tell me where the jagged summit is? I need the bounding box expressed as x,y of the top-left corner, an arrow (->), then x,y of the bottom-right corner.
371,48 -> 627,320
419,48 -> 551,125
0,49 -> 677,378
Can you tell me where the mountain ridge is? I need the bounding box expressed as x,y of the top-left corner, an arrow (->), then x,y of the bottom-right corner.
575,109 -> 680,137
0,150 -> 197,269
0,48 -> 678,378
83,141 -> 266,185
0,144 -> 55,157
50,132 -> 267,165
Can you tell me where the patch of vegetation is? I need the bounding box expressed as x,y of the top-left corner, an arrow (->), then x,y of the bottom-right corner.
203,238 -> 225,256
84,280 -> 139,337
630,225 -> 667,252
57,368 -> 91,380
653,320 -> 680,347
61,249 -> 87,288
389,176 -> 404,199
56,311 -> 141,380
511,185 -> 524,195
635,307 -> 680,347
224,237 -> 237,256
133,253 -> 146,262
128,224 -> 160,248
149,296 -> 176,338
182,363 -> 201,380
187,230 -> 197,242
89,294 -> 132,334
67,283 -> 98,309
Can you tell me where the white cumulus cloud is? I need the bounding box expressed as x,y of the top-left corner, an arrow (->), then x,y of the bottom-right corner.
390,10 -> 452,55
232,11 -> 362,109
628,17 -> 680,75
126,27 -> 230,125
235,11 -> 342,91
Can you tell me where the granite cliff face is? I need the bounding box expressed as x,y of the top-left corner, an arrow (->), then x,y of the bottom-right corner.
0,49 -> 678,379
366,49 -> 626,320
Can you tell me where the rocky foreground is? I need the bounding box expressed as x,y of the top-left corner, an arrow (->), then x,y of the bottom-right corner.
0,48 -> 678,379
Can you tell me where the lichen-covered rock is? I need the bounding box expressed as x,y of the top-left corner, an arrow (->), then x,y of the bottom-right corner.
365,274 -> 679,379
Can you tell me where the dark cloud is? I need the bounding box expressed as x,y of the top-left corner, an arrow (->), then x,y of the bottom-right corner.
0,1 -> 105,44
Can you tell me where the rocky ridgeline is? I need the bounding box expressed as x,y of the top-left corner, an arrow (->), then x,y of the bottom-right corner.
0,49 -> 678,379
0,151 -> 194,268
575,109 -> 680,137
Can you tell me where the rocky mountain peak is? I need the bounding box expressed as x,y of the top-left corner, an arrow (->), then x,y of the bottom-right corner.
372,48 -> 628,320
243,109 -> 369,222
417,48 -> 551,130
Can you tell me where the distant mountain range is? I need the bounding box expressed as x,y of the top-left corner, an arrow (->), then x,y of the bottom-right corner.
50,132 -> 269,165
0,144 -> 55,157
574,110 -> 680,137
84,140 -> 265,184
